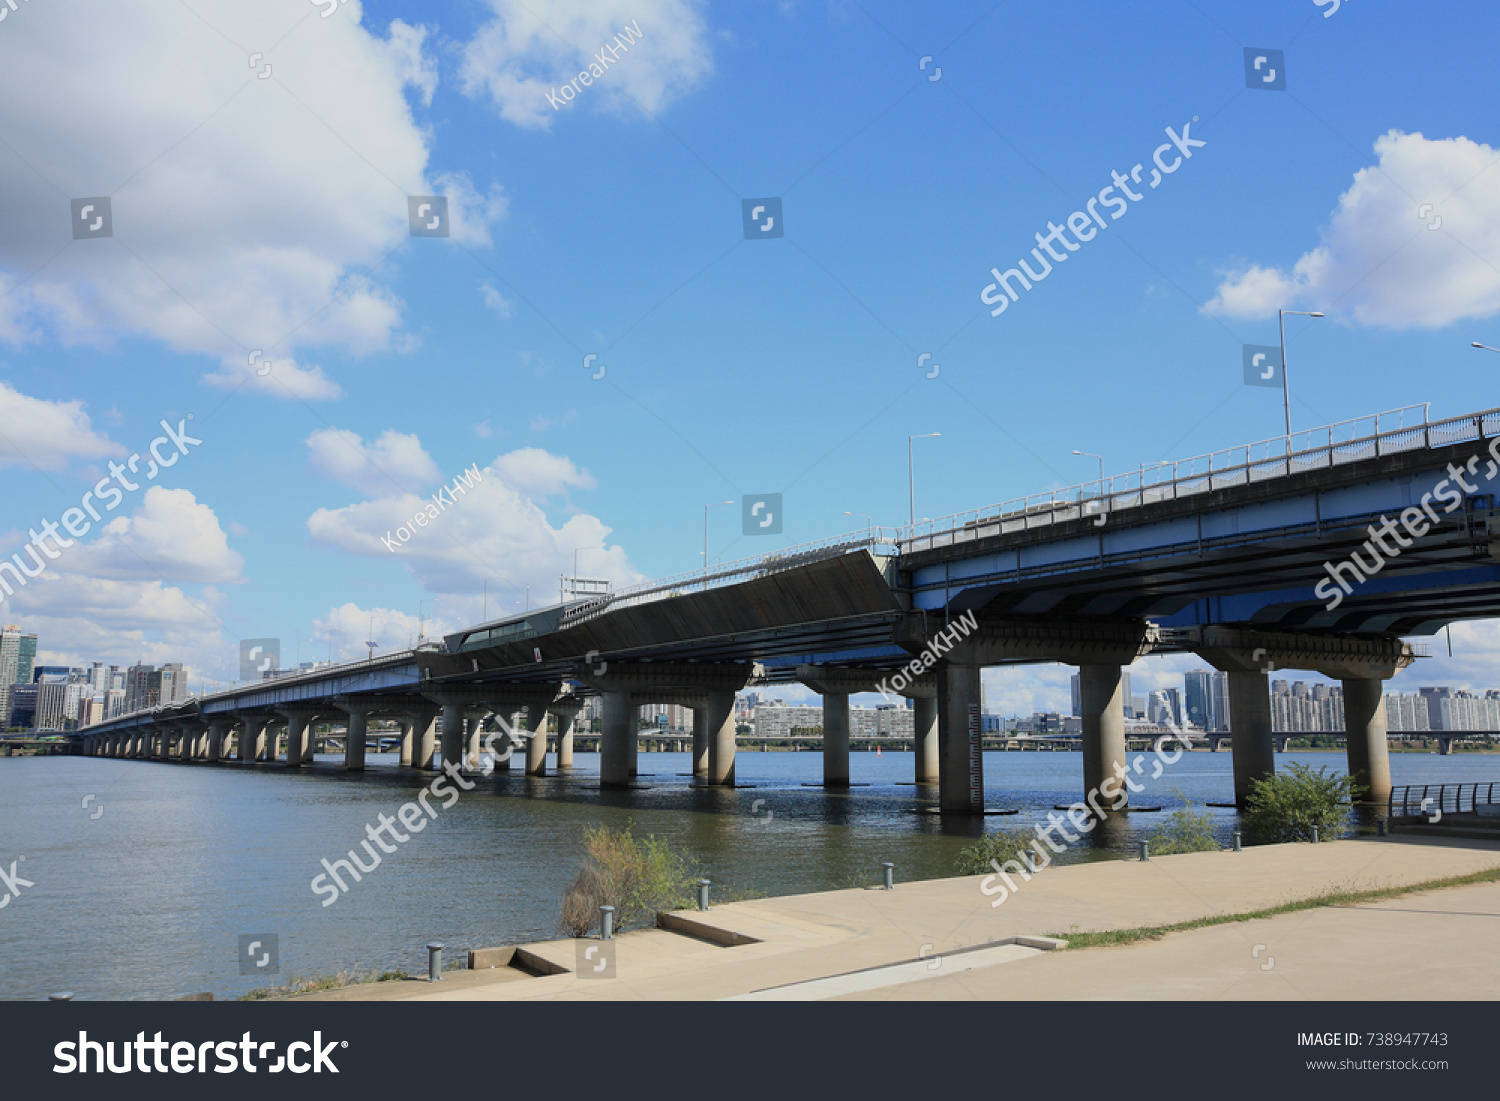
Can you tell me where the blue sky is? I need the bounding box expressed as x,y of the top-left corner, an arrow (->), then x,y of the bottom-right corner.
1,0 -> 1498,710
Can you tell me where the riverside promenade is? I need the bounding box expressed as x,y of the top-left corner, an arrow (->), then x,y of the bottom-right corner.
299,836 -> 1500,1001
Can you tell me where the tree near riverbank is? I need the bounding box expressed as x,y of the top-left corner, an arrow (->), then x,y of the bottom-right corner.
1243,762 -> 1361,843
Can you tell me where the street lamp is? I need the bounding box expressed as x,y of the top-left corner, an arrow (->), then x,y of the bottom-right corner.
417,598 -> 434,643
366,615 -> 385,659
1071,449 -> 1104,484
1473,342 -> 1500,355
704,500 -> 733,586
844,511 -> 874,541
908,434 -> 941,527
1278,308 -> 1325,443
482,576 -> 506,621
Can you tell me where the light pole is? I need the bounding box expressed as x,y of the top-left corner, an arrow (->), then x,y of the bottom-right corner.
417,598 -> 433,643
1278,308 -> 1324,443
704,500 -> 733,587
366,615 -> 384,659
844,511 -> 874,541
1474,342 -> 1500,355
1072,449 -> 1104,485
908,434 -> 940,528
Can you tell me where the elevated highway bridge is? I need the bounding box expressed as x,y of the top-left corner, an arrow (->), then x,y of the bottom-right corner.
81,403 -> 1500,813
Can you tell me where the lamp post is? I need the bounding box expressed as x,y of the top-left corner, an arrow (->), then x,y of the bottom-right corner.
1474,342 -> 1500,355
908,434 -> 940,528
1278,308 -> 1325,443
417,598 -> 433,643
844,511 -> 874,541
482,577 -> 506,622
366,615 -> 384,660
704,500 -> 733,587
1073,450 -> 1105,517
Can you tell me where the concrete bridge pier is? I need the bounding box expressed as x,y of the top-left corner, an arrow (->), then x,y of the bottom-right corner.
337,702 -> 369,771
1079,664 -> 1129,812
600,691 -> 633,787
706,690 -> 737,786
691,707 -> 709,779
398,719 -> 413,765
1343,678 -> 1392,804
797,666 -> 884,789
410,711 -> 437,770
240,716 -> 268,762
1438,736 -> 1456,756
278,709 -> 319,768
908,688 -> 939,784
1227,670 -> 1275,807
1274,736 -> 1291,753
936,661 -> 984,814
552,702 -> 580,770
523,707 -> 548,776
207,719 -> 231,763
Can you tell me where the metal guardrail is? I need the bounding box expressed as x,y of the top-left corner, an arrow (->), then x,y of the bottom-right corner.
1389,781 -> 1500,817
902,402 -> 1494,553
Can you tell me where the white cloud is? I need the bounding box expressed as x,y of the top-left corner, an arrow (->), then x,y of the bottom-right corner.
306,426 -> 441,498
306,443 -> 638,596
0,2 -> 504,389
480,281 -> 514,317
203,353 -> 344,401
66,487 -> 245,585
0,381 -> 123,470
1205,132 -> 1500,329
459,0 -> 713,129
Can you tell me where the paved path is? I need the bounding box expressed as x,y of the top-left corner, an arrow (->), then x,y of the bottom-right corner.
295,836 -> 1500,1001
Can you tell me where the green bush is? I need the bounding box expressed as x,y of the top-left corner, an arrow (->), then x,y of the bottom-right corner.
1145,805 -> 1221,855
1243,762 -> 1362,843
560,825 -> 699,936
955,829 -> 1038,875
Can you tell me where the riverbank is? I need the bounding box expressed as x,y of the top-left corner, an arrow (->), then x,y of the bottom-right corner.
288,835 -> 1500,1001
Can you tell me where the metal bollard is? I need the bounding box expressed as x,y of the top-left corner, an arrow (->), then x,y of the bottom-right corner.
1138,840 -> 1149,862
48,992 -> 74,1002
1311,826 -> 1320,844
1233,831 -> 1242,852
697,879 -> 711,911
426,942 -> 443,982
599,905 -> 615,940
881,862 -> 894,891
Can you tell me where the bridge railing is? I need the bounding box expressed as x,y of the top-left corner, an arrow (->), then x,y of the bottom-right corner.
899,402 -> 1494,553
1389,781 -> 1500,818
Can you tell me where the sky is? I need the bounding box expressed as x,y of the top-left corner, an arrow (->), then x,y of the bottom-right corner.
1,0 -> 1499,711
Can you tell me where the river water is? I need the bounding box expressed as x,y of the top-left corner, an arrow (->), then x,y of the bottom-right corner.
0,746 -> 1492,1001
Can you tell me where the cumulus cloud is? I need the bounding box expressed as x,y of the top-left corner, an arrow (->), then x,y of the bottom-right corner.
203,353 -> 344,401
0,2 -> 503,389
459,0 -> 713,129
1205,132 -> 1500,329
306,426 -> 441,498
65,487 -> 244,585
306,442 -> 637,597
0,381 -> 123,470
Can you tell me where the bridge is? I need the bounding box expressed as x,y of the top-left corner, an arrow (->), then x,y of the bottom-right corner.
80,402 -> 1500,813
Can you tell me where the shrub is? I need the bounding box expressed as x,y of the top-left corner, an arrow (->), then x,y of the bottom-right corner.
1146,805 -> 1221,854
1243,762 -> 1362,843
559,825 -> 698,936
955,829 -> 1038,875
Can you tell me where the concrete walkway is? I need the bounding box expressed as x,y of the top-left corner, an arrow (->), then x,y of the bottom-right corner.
297,836 -> 1500,1001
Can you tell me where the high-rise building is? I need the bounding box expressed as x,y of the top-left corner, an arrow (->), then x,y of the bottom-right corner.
0,626 -> 37,728
1183,670 -> 1213,730
1419,686 -> 1452,732
1121,672 -> 1132,718
158,662 -> 189,705
124,663 -> 156,712
1070,673 -> 1081,717
1211,672 -> 1229,731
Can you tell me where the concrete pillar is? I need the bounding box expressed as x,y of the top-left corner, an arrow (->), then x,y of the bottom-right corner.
1227,669 -> 1276,806
343,708 -> 368,771
627,708 -> 640,777
600,690 -> 632,786
465,713 -> 483,768
239,718 -> 261,762
913,696 -> 939,784
555,709 -> 575,770
437,701 -> 464,772
822,691 -> 850,787
524,708 -> 547,775
1079,664 -> 1129,809
398,719 -> 412,765
707,690 -> 737,786
207,720 -> 229,762
412,713 -> 436,770
1342,677 -> 1391,804
936,662 -> 985,813
490,711 -> 513,771
688,706 -> 710,778
283,713 -> 313,768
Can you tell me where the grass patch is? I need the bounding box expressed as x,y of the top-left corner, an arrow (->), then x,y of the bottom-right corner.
239,968 -> 408,1000
1053,865 -> 1500,949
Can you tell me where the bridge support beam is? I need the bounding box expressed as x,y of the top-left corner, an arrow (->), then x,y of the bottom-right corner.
936,662 -> 984,814
398,719 -> 412,766
524,707 -> 548,776
691,707 -> 709,779
600,691 -> 632,787
1227,670 -> 1276,807
707,690 -> 737,786
240,717 -> 267,763
1342,678 -> 1391,804
411,712 -> 436,770
335,703 -> 369,771
822,692 -> 850,788
437,701 -> 465,773
207,719 -> 231,763
554,705 -> 578,770
278,710 -> 318,768
913,695 -> 939,784
1079,664 -> 1128,812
